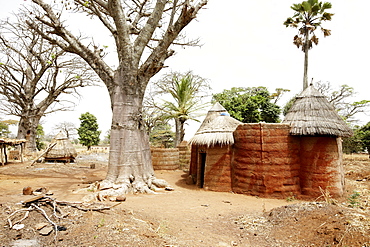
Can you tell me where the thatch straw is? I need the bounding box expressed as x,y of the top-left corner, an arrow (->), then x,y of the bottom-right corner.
44,131 -> 77,159
189,113 -> 242,147
283,84 -> 353,137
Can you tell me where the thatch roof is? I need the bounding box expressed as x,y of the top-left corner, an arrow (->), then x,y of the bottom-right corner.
189,103 -> 242,147
44,131 -> 77,159
283,84 -> 353,137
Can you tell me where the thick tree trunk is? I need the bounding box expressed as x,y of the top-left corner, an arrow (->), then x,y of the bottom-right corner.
17,115 -> 41,153
98,75 -> 166,196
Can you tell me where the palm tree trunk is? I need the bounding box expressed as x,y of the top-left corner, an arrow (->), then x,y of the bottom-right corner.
303,30 -> 310,90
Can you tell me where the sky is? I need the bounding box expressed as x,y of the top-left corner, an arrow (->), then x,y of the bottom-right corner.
1,0 -> 370,140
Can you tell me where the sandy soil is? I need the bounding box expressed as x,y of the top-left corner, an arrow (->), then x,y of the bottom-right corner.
0,154 -> 369,246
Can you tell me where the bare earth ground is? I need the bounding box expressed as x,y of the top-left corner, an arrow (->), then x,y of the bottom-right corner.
0,153 -> 369,247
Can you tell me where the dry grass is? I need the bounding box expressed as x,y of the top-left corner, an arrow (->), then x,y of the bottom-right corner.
343,153 -> 369,161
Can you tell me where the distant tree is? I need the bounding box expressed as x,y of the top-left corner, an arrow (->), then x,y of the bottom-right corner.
54,122 -> 77,139
315,82 -> 370,122
152,71 -> 210,147
36,125 -> 46,151
284,0 -> 334,90
0,121 -> 10,138
284,82 -> 370,122
0,119 -> 18,138
0,12 -> 96,152
357,122 -> 370,157
149,123 -> 175,148
342,126 -> 363,154
213,87 -> 281,123
77,112 -> 101,150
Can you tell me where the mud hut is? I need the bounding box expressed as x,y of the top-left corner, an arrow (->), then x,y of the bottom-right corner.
44,131 -> 77,163
282,83 -> 353,197
189,103 -> 241,191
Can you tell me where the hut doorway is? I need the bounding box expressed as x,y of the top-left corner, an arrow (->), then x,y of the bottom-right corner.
199,152 -> 207,188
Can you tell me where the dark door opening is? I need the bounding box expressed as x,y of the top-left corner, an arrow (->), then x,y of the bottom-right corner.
199,153 -> 206,188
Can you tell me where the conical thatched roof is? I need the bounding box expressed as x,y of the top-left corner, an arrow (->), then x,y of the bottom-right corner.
189,103 -> 242,147
283,84 -> 353,137
44,131 -> 77,159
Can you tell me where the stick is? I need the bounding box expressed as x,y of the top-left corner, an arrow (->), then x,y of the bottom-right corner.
31,142 -> 56,166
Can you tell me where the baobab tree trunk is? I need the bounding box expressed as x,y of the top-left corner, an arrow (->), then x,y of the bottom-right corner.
17,115 -> 41,153
98,74 -> 165,196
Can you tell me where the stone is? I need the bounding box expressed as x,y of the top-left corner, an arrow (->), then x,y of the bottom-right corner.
23,186 -> 33,195
115,195 -> 127,202
39,225 -> 54,236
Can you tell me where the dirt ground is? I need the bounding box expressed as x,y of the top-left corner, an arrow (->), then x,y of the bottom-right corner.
0,153 -> 369,247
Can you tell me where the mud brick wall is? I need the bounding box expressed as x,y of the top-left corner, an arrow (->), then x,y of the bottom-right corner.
232,123 -> 301,198
151,148 -> 179,170
203,145 -> 233,192
177,141 -> 191,170
299,136 -> 344,197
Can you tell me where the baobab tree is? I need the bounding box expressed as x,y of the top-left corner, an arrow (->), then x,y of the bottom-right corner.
284,0 -> 333,90
0,13 -> 96,152
26,0 -> 208,195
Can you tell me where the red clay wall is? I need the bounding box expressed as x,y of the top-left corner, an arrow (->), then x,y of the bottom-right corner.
151,148 -> 179,170
231,123 -> 301,198
203,145 -> 233,192
299,136 -> 344,197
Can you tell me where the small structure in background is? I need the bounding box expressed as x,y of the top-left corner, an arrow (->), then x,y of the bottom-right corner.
188,85 -> 353,198
43,131 -> 77,163
0,138 -> 26,165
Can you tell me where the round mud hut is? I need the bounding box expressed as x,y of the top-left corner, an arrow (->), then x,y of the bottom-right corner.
283,83 -> 353,197
189,103 -> 242,191
44,131 -> 77,163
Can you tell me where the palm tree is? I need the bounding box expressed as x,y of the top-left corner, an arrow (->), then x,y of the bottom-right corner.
154,72 -> 210,147
284,0 -> 334,90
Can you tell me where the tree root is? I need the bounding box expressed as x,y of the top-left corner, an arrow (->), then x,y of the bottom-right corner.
90,177 -> 170,201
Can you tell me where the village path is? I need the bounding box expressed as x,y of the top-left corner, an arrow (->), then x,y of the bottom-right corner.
0,160 -> 294,246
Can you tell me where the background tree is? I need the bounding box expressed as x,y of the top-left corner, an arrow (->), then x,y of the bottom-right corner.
77,112 -> 101,150
54,122 -> 77,139
315,81 -> 370,122
0,12 -> 96,152
27,0 -> 208,194
213,87 -> 281,123
36,124 -> 46,151
284,0 -> 333,90
357,122 -> 370,157
151,71 -> 210,147
0,119 -> 18,138
149,123 -> 175,148
342,126 -> 364,154
283,81 -> 370,122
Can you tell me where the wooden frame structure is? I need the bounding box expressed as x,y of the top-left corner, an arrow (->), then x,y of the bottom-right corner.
0,138 -> 27,165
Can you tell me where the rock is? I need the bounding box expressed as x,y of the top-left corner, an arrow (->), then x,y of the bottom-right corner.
12,224 -> 25,230
165,187 -> 174,191
115,195 -> 127,202
34,187 -> 48,194
90,163 -> 96,169
23,186 -> 33,195
39,226 -> 54,236
11,239 -> 39,247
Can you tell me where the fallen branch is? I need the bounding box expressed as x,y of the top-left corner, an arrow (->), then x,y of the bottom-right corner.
31,142 -> 56,166
7,206 -> 33,228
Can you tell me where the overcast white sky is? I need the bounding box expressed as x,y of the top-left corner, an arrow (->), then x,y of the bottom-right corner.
1,0 -> 370,140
